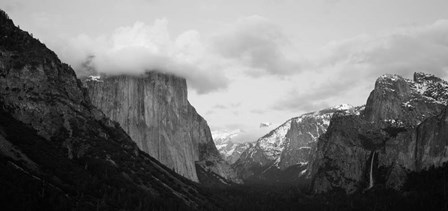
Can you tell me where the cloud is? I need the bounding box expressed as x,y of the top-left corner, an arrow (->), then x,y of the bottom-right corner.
0,0 -> 24,12
272,87 -> 331,112
250,109 -> 265,114
56,15 -> 308,93
213,104 -> 228,109
231,132 -> 258,143
212,102 -> 241,110
59,20 -> 228,94
272,65 -> 367,112
211,15 -> 303,76
323,0 -> 344,6
259,122 -> 272,128
275,19 -> 448,112
317,19 -> 448,78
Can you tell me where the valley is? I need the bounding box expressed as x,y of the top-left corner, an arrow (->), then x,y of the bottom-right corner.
1,7 -> 448,211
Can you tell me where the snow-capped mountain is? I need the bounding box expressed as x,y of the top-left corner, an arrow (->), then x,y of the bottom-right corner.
212,130 -> 251,164
233,104 -> 364,182
364,72 -> 448,127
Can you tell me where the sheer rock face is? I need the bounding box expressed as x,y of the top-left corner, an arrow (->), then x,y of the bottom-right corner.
311,73 -> 448,194
85,74 -> 239,183
310,114 -> 385,193
415,106 -> 448,170
233,105 -> 361,182
0,11 -> 216,210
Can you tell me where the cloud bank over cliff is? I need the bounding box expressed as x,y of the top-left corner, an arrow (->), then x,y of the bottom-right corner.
58,16 -> 303,94
59,14 -> 448,99
59,20 -> 230,94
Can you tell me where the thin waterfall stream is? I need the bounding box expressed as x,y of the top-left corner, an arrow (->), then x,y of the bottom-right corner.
368,151 -> 376,189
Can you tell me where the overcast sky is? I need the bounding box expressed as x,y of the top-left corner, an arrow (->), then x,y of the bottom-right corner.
2,0 -> 448,142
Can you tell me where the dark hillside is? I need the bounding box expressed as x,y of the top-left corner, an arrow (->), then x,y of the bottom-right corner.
0,9 -> 218,210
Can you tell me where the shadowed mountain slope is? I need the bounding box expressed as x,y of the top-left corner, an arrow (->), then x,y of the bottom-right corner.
0,9 -> 218,210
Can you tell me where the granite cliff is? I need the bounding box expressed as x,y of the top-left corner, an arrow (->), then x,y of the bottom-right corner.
310,72 -> 448,193
85,73 -> 240,184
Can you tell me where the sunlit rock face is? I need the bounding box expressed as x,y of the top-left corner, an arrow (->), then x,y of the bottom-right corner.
233,104 -> 362,183
85,73 -> 240,183
310,73 -> 448,194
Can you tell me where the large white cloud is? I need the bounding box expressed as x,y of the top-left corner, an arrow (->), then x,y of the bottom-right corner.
59,20 -> 229,94
211,15 -> 304,76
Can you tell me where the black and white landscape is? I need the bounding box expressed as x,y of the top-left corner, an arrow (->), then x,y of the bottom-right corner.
1,1 -> 448,210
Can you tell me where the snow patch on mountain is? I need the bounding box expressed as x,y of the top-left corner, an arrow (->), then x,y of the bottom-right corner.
212,129 -> 250,164
412,72 -> 448,105
257,120 -> 292,160
332,104 -> 353,111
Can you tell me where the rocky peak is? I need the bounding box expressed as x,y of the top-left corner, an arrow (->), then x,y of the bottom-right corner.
364,73 -> 447,126
251,104 -> 356,162
414,72 -> 443,84
412,72 -> 448,104
374,74 -> 411,94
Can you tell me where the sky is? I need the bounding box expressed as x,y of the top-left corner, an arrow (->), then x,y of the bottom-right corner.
2,0 -> 448,143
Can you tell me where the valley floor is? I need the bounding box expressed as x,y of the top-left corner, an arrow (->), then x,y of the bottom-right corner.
203,163 -> 448,210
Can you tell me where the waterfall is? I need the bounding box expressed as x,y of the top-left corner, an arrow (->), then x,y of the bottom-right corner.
368,151 -> 376,189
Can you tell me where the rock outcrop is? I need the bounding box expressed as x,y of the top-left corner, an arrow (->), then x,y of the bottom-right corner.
0,10 -> 217,210
310,73 -> 448,194
85,74 -> 240,183
233,104 -> 361,183
364,73 -> 447,126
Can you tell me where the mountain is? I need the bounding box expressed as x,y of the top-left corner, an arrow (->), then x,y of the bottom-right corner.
364,72 -> 448,126
0,10 -> 218,210
212,129 -> 250,164
85,74 -> 240,184
310,72 -> 448,193
233,104 -> 362,184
